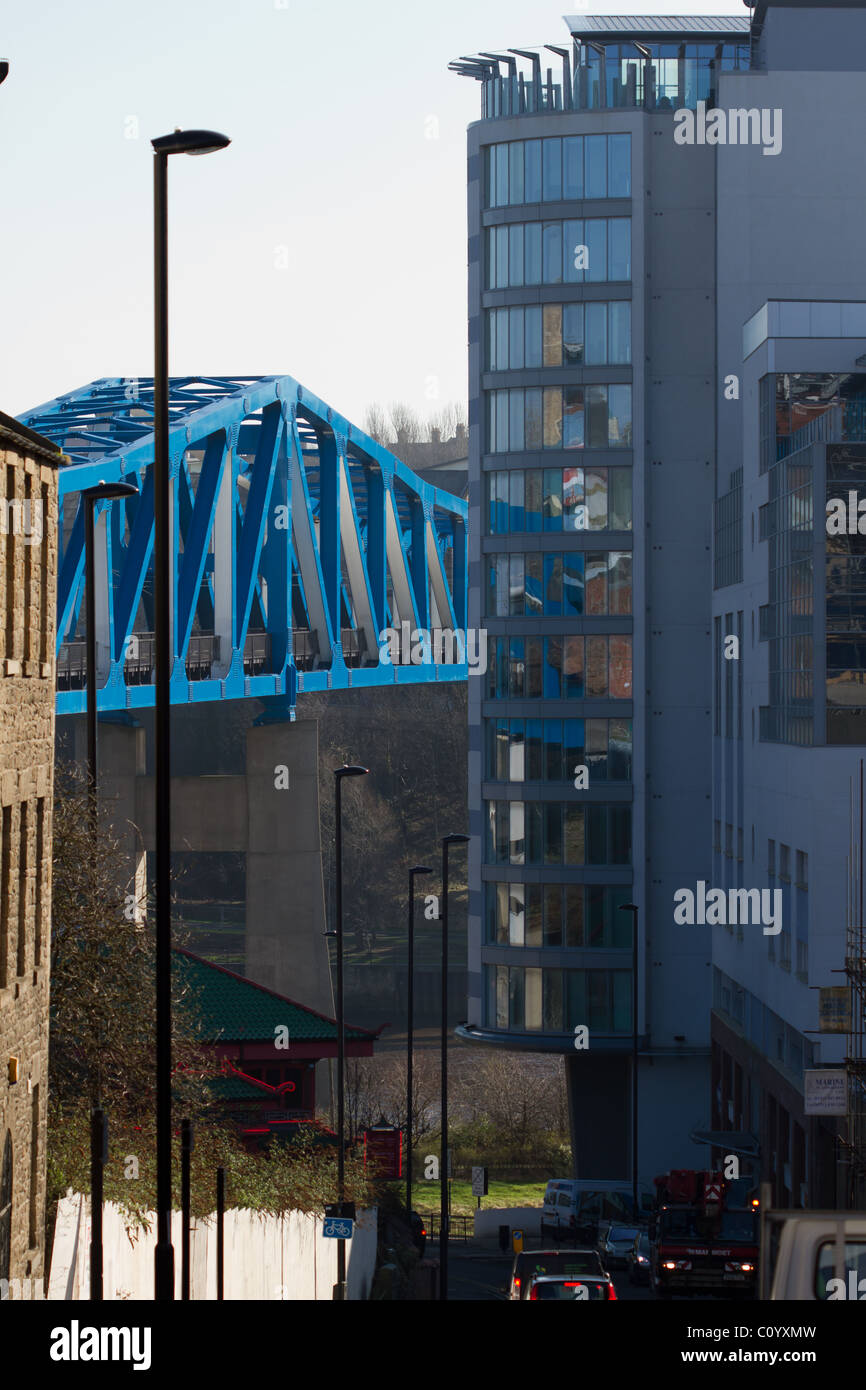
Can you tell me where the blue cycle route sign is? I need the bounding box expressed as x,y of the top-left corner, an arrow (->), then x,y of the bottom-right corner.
323,1217 -> 354,1239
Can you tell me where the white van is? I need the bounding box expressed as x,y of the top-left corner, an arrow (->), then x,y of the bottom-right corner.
541,1180 -> 653,1238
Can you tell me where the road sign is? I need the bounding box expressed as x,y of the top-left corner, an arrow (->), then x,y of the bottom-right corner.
471,1166 -> 489,1197
323,1217 -> 354,1239
804,1069 -> 847,1116
819,987 -> 852,1033
364,1126 -> 402,1179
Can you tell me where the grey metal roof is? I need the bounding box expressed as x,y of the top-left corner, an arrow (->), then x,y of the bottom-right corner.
563,15 -> 751,38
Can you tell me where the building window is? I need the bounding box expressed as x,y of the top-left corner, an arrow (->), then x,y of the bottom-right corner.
485,134 -> 631,208
714,617 -> 721,737
714,468 -> 743,588
0,805 -> 10,989
485,716 -> 632,782
725,824 -> 733,859
486,550 -> 631,617
487,385 -> 632,452
486,964 -> 632,1033
485,800 -> 631,866
486,465 -> 632,534
34,799 -> 45,966
795,850 -> 808,889
17,801 -> 28,977
485,219 -> 631,289
779,844 -> 790,883
28,1085 -> 39,1248
768,838 -> 775,879
485,634 -> 632,701
486,301 -> 632,370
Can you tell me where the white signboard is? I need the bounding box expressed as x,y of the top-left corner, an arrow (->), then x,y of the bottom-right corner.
804,1069 -> 847,1116
471,1166 -> 488,1197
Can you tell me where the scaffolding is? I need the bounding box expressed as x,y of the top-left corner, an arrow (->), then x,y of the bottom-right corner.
845,762 -> 866,1206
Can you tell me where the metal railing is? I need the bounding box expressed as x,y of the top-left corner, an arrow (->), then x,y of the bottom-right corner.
419,1213 -> 474,1243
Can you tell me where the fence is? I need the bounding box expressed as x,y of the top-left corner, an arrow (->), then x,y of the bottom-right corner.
48,1195 -> 378,1301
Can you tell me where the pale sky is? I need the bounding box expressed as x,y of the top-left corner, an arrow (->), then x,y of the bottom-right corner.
0,0 -> 747,430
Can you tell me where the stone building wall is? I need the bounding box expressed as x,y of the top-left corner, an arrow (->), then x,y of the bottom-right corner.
0,419 -> 59,1290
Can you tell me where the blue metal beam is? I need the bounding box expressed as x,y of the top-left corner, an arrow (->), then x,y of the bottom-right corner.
26,375 -> 469,715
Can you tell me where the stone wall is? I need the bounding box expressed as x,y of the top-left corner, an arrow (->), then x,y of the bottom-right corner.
0,433 -> 58,1286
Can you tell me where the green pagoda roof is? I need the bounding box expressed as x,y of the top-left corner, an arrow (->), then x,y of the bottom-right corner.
174,948 -> 379,1044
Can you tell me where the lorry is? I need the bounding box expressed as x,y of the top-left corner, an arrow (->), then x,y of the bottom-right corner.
760,1207 -> 866,1300
649,1169 -> 759,1299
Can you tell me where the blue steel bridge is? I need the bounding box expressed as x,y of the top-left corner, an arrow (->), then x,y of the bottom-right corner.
19,375 -> 468,716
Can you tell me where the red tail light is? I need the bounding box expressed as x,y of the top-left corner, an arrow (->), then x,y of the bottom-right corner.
529,1284 -> 538,1300
514,1277 -> 521,1294
607,1283 -> 617,1300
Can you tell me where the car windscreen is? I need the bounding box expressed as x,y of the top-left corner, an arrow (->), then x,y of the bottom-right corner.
517,1251 -> 601,1278
533,1279 -> 608,1301
609,1227 -> 640,1241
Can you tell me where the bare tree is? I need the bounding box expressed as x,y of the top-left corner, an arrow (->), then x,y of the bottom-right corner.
388,402 -> 424,447
363,403 -> 391,444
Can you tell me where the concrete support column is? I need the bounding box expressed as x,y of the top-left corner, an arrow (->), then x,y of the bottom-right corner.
98,721 -> 147,921
244,719 -> 333,1019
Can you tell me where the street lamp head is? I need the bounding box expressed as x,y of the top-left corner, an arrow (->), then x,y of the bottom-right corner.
410,864 -> 433,876
82,481 -> 140,503
334,764 -> 369,779
619,902 -> 639,912
442,833 -> 470,846
151,129 -> 231,157
0,60 -> 9,85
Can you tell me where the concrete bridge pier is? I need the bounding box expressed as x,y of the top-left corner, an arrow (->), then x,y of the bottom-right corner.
67,714 -> 336,1105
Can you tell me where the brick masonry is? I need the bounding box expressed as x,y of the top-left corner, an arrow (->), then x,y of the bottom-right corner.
0,434 -> 58,1288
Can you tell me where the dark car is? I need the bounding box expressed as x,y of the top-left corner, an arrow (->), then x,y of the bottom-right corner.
527,1275 -> 617,1301
598,1224 -> 644,1270
410,1212 -> 427,1257
509,1247 -> 606,1300
626,1231 -> 652,1285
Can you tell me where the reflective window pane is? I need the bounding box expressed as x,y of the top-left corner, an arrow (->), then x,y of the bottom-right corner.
542,138 -> 562,200
585,135 -> 607,197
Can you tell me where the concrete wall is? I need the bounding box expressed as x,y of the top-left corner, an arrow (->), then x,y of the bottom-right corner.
82,717 -> 333,1019
0,437 -> 58,1287
48,1195 -> 378,1301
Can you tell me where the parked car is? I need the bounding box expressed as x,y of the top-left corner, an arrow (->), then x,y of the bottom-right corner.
509,1248 -> 606,1300
598,1224 -> 644,1270
626,1231 -> 652,1285
541,1180 -> 653,1239
410,1212 -> 427,1257
526,1274 -> 617,1301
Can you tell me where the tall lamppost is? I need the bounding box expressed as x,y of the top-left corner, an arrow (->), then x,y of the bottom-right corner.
82,479 -> 138,1302
619,901 -> 640,1220
332,763 -> 369,1300
407,864 -> 432,1217
439,832 -> 469,1301
82,482 -> 139,822
151,127 -> 230,1301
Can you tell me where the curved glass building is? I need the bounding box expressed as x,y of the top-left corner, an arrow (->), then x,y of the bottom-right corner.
454,13 -> 753,1179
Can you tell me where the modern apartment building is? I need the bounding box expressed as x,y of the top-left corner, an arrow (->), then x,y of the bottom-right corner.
453,12 -> 756,1179
454,0 -> 866,1197
712,0 -> 866,1208
0,410 -> 60,1290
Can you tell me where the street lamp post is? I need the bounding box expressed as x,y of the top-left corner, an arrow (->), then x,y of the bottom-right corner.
151,128 -> 230,1302
439,833 -> 469,1302
82,483 -> 139,823
332,764 -> 369,1301
619,902 -> 640,1220
407,865 -> 432,1217
82,480 -> 138,1301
